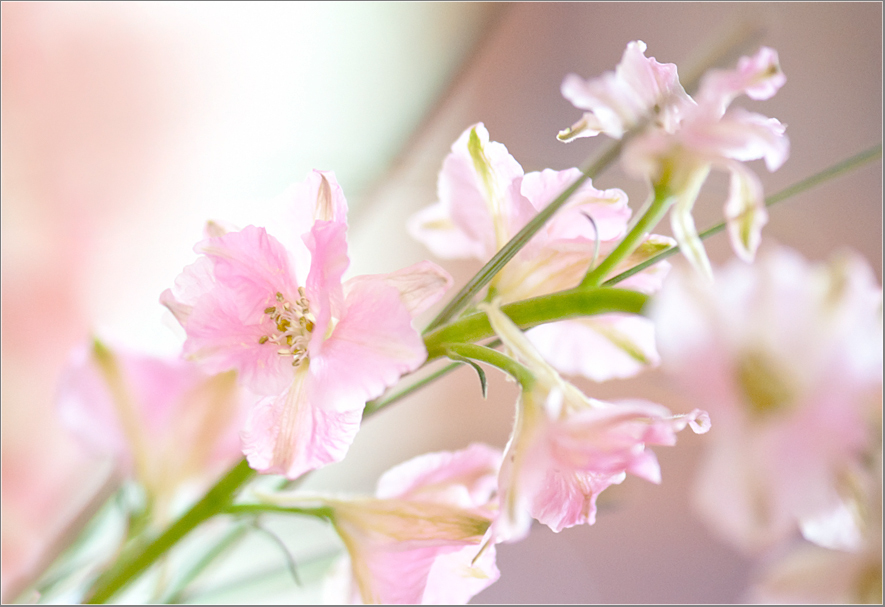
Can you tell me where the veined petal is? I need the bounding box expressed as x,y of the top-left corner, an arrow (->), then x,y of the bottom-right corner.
240,366 -> 363,479
530,468 -> 624,532
310,276 -> 426,413
344,260 -> 453,318
304,219 -> 349,347
725,161 -> 768,262
375,443 -> 501,508
178,226 -> 302,394
697,46 -> 786,116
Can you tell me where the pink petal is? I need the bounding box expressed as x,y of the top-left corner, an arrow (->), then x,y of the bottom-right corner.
181,226 -> 302,394
240,372 -> 362,479
724,161 -> 768,262
309,274 -> 427,413
375,443 -> 502,508
526,315 -> 660,382
303,219 -> 349,346
344,260 -> 453,318
407,201 -> 488,259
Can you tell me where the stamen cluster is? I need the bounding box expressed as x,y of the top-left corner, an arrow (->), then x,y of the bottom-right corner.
259,287 -> 315,367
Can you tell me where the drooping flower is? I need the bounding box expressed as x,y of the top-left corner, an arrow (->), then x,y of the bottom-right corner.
161,170 -> 452,479
561,42 -> 789,278
409,123 -> 673,381
481,302 -> 710,541
262,443 -> 502,604
650,244 -> 883,553
56,339 -> 246,517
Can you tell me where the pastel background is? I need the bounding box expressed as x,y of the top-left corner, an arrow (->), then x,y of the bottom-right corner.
2,2 -> 881,603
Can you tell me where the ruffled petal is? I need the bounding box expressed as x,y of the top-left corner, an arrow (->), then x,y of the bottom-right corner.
179,226 -> 301,394
240,366 -> 362,479
310,275 -> 427,413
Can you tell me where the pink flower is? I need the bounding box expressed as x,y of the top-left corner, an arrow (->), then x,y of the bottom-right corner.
651,244 -> 883,553
561,42 -> 789,278
621,46 -> 789,277
162,171 -> 452,479
264,443 -> 502,604
56,339 -> 245,514
409,123 -> 673,381
557,40 -> 694,141
482,302 -> 709,541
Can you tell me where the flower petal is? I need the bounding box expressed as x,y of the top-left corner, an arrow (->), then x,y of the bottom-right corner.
344,260 -> 453,319
725,161 -> 768,262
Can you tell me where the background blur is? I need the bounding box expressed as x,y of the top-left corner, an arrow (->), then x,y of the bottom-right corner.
2,2 -> 881,603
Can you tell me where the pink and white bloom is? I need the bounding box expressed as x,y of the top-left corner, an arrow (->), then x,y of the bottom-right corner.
561,42 -> 789,278
558,40 -> 694,141
651,244 -> 883,553
56,339 -> 246,516
482,302 -> 710,541
409,123 -> 674,381
263,443 -> 502,604
162,171 -> 452,479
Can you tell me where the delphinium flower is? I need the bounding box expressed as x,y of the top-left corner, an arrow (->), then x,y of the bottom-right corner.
409,123 -> 674,381
561,41 -> 789,279
480,302 -> 710,541
650,244 -> 883,553
161,170 -> 452,479
56,339 -> 246,519
260,443 -> 502,604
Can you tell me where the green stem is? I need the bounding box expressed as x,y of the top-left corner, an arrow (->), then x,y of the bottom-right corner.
603,144 -> 883,287
446,343 -> 534,389
363,362 -> 461,417
424,287 -> 648,361
581,184 -> 675,288
423,139 -> 626,333
85,459 -> 256,604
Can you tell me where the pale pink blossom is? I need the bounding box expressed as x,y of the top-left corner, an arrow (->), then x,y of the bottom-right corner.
620,46 -> 789,277
651,244 -> 883,553
264,443 -> 502,604
749,449 -> 882,604
56,339 -> 245,515
409,123 -> 673,381
557,40 -> 694,141
162,171 -> 452,479
482,302 -> 709,541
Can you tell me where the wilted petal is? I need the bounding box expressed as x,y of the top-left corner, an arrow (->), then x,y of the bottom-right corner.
669,164 -> 714,280
725,162 -> 768,262
697,46 -> 786,116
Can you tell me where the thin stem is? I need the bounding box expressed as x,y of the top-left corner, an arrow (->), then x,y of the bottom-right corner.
363,362 -> 461,416
604,144 -> 883,286
446,343 -> 535,389
580,184 -> 675,288
424,287 -> 648,361
85,459 -> 256,604
423,139 -> 625,333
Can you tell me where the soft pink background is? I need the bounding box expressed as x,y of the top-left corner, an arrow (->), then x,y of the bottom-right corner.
2,3 -> 881,603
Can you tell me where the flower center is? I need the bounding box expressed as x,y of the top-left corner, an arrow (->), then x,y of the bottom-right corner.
258,288 -> 315,366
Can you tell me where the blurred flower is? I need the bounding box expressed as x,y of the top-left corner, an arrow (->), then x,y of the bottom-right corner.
749,448 -> 882,604
482,302 -> 709,541
56,339 -> 246,518
409,123 -> 673,381
162,171 -> 452,479
264,443 -> 502,604
651,244 -> 883,552
561,42 -> 789,278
